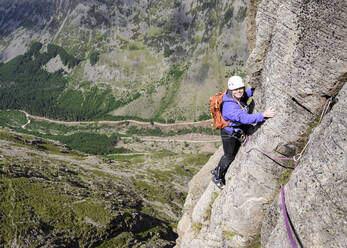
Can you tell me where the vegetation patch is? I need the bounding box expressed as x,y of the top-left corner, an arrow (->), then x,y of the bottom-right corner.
133,180 -> 169,204
0,110 -> 27,127
126,126 -> 214,137
203,191 -> 219,221
72,200 -> 111,226
57,86 -> 120,121
89,169 -> 120,180
306,116 -> 321,136
153,64 -> 189,121
89,51 -> 100,65
96,232 -> 133,248
277,169 -> 293,186
107,153 -> 144,161
250,235 -> 261,248
181,153 -> 212,175
191,222 -> 202,233
147,169 -> 171,184
57,133 -> 128,155
222,230 -> 236,240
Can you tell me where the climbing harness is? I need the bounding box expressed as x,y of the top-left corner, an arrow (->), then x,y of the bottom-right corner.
221,131 -> 246,143
242,97 -> 332,248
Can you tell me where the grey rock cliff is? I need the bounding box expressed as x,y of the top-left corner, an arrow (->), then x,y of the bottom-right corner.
176,0 -> 347,247
262,83 -> 347,248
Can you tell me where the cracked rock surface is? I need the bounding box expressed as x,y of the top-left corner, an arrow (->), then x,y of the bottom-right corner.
263,83 -> 347,248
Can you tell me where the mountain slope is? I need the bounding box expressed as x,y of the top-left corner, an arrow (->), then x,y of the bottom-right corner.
0,125 -> 214,247
0,0 -> 248,121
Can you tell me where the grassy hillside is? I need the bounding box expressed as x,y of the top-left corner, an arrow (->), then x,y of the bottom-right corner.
0,42 -> 115,120
0,118 -> 213,247
0,129 -> 175,247
0,0 -> 248,122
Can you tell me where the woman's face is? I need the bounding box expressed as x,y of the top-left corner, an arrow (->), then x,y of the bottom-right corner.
232,87 -> 245,100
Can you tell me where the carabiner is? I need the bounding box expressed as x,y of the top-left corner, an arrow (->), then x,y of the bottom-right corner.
293,154 -> 302,163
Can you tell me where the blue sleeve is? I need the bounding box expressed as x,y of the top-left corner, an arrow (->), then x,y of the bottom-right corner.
246,87 -> 254,97
223,102 -> 265,124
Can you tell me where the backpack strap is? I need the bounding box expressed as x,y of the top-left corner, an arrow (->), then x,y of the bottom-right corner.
235,99 -> 246,110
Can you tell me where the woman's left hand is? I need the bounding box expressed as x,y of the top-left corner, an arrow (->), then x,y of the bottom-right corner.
263,107 -> 275,118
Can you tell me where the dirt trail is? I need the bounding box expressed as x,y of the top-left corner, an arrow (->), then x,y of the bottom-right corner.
19,111 -> 220,152
20,110 -> 212,131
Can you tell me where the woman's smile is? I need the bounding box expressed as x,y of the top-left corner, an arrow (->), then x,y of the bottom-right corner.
232,88 -> 245,100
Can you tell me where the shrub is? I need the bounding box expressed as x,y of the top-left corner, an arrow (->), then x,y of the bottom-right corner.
191,222 -> 202,233
89,51 -> 99,66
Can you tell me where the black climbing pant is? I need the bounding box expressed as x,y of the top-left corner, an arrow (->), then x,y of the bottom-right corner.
214,129 -> 241,182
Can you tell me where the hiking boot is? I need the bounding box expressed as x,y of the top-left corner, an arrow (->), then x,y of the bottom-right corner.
212,176 -> 225,190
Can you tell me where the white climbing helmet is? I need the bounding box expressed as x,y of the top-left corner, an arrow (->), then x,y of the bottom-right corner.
228,76 -> 245,90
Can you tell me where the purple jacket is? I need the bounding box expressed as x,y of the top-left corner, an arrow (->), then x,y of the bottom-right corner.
222,88 -> 265,134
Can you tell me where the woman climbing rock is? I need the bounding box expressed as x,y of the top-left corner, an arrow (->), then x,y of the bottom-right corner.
211,75 -> 276,189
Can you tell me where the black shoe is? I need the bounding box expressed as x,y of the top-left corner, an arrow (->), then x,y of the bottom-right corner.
212,176 -> 225,189
211,168 -> 217,176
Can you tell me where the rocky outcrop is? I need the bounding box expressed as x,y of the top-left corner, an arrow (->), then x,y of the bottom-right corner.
42,54 -> 72,73
245,0 -> 260,54
176,0 -> 347,247
0,0 -> 75,61
176,146 -> 224,246
262,83 -> 347,248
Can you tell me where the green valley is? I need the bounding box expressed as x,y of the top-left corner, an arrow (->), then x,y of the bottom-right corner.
0,109 -> 216,247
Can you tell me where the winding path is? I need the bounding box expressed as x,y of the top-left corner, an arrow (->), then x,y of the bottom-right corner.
21,111 -> 31,129
19,110 -> 212,129
19,110 -> 220,143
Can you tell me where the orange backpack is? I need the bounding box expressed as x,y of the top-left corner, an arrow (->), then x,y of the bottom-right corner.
209,89 -> 230,129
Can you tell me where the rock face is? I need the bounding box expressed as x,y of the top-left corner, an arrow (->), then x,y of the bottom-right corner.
176,0 -> 347,247
42,54 -> 72,73
262,83 -> 347,248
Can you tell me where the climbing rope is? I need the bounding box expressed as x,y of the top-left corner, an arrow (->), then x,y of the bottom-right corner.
294,98 -> 332,163
243,135 -> 299,168
243,97 -> 332,168
242,97 -> 332,248
281,186 -> 298,248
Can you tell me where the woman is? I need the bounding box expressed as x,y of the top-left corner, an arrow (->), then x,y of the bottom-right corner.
211,75 -> 275,189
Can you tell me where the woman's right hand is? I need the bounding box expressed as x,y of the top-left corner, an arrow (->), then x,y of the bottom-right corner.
263,107 -> 276,118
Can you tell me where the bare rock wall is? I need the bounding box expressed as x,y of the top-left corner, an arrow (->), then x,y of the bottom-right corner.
262,83 -> 347,248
